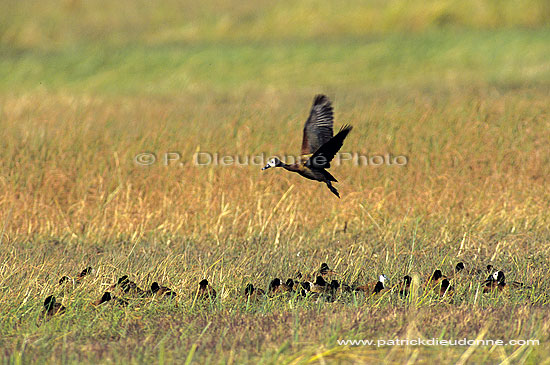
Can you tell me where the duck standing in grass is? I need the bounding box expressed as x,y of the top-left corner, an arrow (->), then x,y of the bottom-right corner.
91,292 -> 128,307
319,263 -> 338,277
439,279 -> 454,297
309,276 -> 328,293
59,266 -> 94,286
262,94 -> 353,198
244,283 -> 265,302
354,274 -> 388,294
268,278 -> 294,296
424,269 -> 446,288
42,295 -> 66,318
483,271 -> 529,293
149,282 -> 176,299
399,275 -> 412,298
197,279 -> 217,300
76,266 -> 93,282
109,275 -> 146,297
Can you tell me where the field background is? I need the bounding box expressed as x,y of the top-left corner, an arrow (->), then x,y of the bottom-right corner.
1,0 -> 550,363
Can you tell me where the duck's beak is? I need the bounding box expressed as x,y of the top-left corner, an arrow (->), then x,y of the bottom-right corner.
261,164 -> 270,171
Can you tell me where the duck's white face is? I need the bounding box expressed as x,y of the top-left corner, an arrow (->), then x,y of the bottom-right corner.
492,272 -> 499,280
261,158 -> 279,170
379,274 -> 387,283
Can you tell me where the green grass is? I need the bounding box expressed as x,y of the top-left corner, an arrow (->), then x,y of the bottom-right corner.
1,0 -> 550,363
2,29 -> 550,95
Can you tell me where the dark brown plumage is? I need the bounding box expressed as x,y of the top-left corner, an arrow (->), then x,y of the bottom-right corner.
399,275 -> 412,298
425,269 -> 446,288
309,276 -> 328,293
42,295 -> 65,317
319,263 -> 337,277
354,275 -> 388,295
454,262 -> 492,276
109,275 -> 146,297
261,95 -> 353,198
197,279 -> 217,300
59,266 -> 93,286
58,276 -> 71,285
455,262 -> 465,274
439,279 -> 454,297
77,266 -> 93,281
244,283 -> 265,301
483,271 -> 504,293
91,292 -> 128,307
268,278 -> 294,295
150,282 -> 176,298
483,271 -> 528,293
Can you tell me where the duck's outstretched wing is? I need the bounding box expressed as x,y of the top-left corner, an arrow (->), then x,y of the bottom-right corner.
301,95 -> 334,155
306,125 -> 352,169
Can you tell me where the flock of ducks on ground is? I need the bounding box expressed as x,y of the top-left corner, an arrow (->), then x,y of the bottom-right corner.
42,262 -> 531,319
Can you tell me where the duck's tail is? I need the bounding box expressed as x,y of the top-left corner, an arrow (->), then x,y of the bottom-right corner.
326,181 -> 340,198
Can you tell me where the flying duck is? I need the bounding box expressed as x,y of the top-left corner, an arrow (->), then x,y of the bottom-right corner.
262,95 -> 353,198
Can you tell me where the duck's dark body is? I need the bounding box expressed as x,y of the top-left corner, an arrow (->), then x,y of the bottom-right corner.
42,295 -> 66,318
283,163 -> 337,182
262,95 -> 353,198
482,271 -> 528,293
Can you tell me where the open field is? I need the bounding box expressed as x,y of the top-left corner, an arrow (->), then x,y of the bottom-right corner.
1,1 -> 550,363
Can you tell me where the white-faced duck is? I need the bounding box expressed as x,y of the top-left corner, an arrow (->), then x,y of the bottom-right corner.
77,267 -> 93,281
58,276 -> 72,286
372,275 -> 388,294
309,276 -> 329,293
355,274 -> 388,295
455,262 -> 493,276
483,271 -> 529,293
319,280 -> 341,302
262,95 -> 353,198
59,266 -> 94,286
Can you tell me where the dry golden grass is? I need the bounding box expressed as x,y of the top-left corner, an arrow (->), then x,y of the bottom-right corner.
1,89 -> 548,243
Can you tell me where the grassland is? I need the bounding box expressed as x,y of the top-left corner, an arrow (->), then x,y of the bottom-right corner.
1,1 -> 550,364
